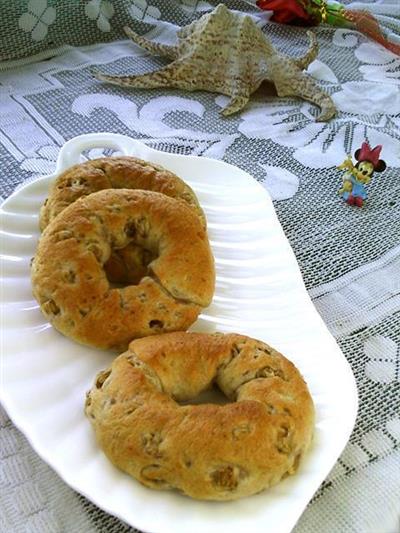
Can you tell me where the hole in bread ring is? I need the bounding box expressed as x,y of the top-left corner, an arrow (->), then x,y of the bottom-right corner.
32,189 -> 215,350
104,242 -> 156,286
86,332 -> 315,501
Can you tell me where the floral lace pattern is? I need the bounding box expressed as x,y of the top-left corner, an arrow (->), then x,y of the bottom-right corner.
18,0 -> 56,42
85,0 -> 115,33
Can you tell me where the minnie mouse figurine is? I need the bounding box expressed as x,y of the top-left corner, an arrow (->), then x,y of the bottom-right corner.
338,142 -> 386,207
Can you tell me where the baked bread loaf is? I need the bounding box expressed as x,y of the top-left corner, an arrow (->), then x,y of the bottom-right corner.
85,332 -> 314,501
39,156 -> 206,285
31,190 -> 215,350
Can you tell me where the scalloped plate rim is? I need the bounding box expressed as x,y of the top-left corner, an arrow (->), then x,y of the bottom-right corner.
0,133 -> 358,533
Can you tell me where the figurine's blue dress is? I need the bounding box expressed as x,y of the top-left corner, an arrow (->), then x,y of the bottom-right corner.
341,176 -> 367,201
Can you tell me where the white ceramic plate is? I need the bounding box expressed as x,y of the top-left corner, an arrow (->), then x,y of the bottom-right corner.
0,133 -> 357,533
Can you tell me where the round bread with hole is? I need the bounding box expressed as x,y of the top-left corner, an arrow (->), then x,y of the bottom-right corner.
40,156 -> 206,230
85,332 -> 315,501
39,156 -> 206,285
31,189 -> 215,350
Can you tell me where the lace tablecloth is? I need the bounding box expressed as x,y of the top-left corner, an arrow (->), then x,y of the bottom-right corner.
1,1 -> 399,532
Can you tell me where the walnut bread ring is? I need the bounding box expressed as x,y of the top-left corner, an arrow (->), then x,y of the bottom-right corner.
31,190 -> 215,350
39,156 -> 207,285
39,156 -> 206,230
85,332 -> 315,501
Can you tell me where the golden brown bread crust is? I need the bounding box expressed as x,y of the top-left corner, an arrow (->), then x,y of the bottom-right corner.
85,332 -> 315,501
39,156 -> 206,230
31,190 -> 215,350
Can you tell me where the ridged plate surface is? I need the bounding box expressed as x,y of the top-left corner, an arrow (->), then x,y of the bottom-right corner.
0,133 -> 357,533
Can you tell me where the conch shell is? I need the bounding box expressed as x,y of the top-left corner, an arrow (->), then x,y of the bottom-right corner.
94,4 -> 336,121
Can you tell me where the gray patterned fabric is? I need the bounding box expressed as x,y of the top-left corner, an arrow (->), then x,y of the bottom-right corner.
0,0 -> 258,63
1,1 -> 399,532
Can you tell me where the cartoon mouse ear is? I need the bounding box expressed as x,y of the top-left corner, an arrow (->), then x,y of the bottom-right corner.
354,149 -> 361,160
375,160 -> 387,172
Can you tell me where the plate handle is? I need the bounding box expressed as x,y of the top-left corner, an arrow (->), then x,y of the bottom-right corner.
55,133 -> 151,173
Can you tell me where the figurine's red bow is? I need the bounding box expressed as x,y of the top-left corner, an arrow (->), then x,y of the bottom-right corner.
356,142 -> 382,168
